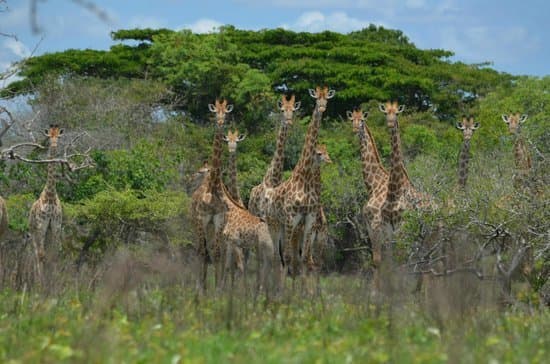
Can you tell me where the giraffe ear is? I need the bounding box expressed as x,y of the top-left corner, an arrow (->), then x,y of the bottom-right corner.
501,114 -> 509,123
473,122 -> 480,129
456,122 -> 464,130
277,99 -> 283,109
326,89 -> 336,99
44,129 -> 49,136
237,134 -> 246,142
225,104 -> 234,113
346,110 -> 353,119
362,111 -> 369,119
222,135 -> 229,142
59,129 -> 64,135
378,103 -> 386,113
208,103 -> 216,113
519,114 -> 528,123
397,104 -> 405,113
293,101 -> 301,111
308,88 -> 317,99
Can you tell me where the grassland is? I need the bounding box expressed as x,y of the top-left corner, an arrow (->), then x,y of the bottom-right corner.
0,260 -> 548,364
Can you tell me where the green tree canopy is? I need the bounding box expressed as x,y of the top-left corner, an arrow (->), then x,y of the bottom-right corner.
3,25 -> 512,123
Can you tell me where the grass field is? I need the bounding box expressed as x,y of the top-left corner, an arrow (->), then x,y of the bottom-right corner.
0,254 -> 548,364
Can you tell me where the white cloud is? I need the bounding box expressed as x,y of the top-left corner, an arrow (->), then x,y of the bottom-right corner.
181,19 -> 223,33
282,11 -> 378,33
3,38 -> 31,58
440,25 -> 540,65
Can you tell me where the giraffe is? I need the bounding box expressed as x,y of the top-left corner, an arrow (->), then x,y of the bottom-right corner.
191,99 -> 233,290
28,125 -> 64,280
191,163 -> 277,296
380,101 -> 432,229
456,117 -> 479,189
221,183 -> 276,297
347,108 -> 389,286
501,113 -> 535,281
264,86 -> 335,282
248,94 -> 300,218
223,129 -> 246,206
501,113 -> 532,187
377,102 -> 434,294
300,145 -> 331,273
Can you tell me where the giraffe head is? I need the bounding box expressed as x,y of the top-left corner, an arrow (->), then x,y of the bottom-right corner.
208,99 -> 233,126
379,101 -> 405,128
190,161 -> 211,191
277,94 -> 300,125
456,116 -> 480,140
43,124 -> 64,147
314,144 -> 332,165
501,113 -> 527,135
223,130 -> 246,153
346,108 -> 369,133
308,86 -> 335,113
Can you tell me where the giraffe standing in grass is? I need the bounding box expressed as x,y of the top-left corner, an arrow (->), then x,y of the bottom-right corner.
501,113 -> 532,187
377,102 -> 433,293
264,86 -> 334,281
191,99 -> 233,290
29,125 -> 64,280
456,117 -> 479,189
190,164 -> 276,296
347,108 -> 389,286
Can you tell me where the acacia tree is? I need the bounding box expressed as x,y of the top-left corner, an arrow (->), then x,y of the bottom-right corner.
3,26 -> 512,124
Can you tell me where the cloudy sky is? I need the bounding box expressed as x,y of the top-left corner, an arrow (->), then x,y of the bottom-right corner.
1,0 -> 548,82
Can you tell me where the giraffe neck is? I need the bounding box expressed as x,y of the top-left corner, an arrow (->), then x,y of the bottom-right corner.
227,151 -> 243,204
207,125 -> 224,193
458,138 -> 471,188
292,108 -> 322,178
42,144 -> 58,203
387,121 -> 409,205
513,135 -> 531,172
262,121 -> 289,187
358,122 -> 388,195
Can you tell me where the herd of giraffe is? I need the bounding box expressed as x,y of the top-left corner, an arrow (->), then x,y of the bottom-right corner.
187,87 -> 534,294
0,88 -> 533,292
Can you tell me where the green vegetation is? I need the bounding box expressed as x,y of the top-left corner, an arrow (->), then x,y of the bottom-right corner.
0,276 -> 548,363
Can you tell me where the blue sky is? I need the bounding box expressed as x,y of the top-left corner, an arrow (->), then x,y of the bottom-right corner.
1,0 -> 548,85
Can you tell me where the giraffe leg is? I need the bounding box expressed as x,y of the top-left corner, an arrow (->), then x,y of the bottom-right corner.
213,213 -> 226,290
194,218 -> 209,292
257,226 -> 275,300
222,238 -> 234,291
284,215 -> 301,279
268,224 -> 284,294
30,229 -> 46,286
301,213 -> 316,295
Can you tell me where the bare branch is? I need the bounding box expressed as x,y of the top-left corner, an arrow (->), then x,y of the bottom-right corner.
30,0 -> 112,35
